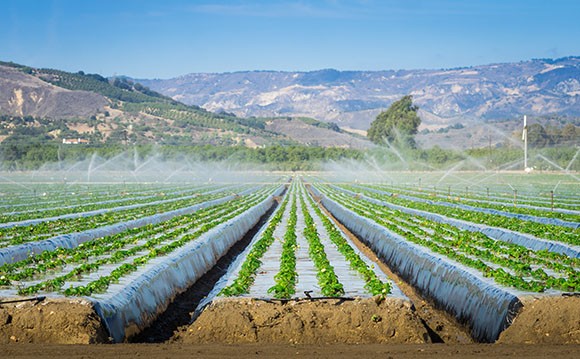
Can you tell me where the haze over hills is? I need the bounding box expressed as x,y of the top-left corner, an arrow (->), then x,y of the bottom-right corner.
138,57 -> 580,131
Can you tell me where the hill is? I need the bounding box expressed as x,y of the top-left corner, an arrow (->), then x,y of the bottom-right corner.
137,57 -> 580,131
0,61 -> 370,149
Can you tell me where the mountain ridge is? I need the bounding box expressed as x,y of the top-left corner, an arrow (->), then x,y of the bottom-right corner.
0,61 -> 370,149
137,56 -> 580,130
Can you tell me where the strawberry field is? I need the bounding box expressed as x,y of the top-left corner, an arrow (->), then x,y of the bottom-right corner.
0,171 -> 579,344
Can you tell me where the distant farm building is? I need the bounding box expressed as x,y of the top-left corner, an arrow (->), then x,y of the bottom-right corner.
62,138 -> 90,144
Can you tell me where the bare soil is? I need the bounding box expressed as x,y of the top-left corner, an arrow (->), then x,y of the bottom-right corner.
498,295 -> 580,344
175,297 -> 431,344
1,343 -> 579,359
0,298 -> 108,344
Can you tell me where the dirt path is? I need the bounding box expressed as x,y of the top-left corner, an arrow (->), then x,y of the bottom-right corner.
2,343 -> 579,359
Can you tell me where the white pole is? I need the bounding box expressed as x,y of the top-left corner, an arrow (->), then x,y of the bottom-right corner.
523,115 -> 528,170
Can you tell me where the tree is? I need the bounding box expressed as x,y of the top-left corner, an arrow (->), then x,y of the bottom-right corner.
367,95 -> 421,148
527,123 -> 552,147
560,123 -> 578,144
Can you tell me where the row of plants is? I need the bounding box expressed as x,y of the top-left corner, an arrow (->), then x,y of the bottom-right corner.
219,194 -> 290,296
0,193 -> 247,284
360,184 -> 580,223
299,189 -> 345,297
0,185 -> 218,223
304,185 -> 392,296
2,189 -> 272,295
382,183 -> 580,209
0,183 -> 195,212
322,186 -> 579,292
267,187 -> 299,299
337,185 -> 580,246
0,186 -> 253,247
220,181 -> 395,299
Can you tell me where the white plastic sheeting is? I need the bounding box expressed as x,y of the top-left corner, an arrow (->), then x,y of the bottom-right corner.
303,193 -> 406,299
312,186 -> 522,343
355,184 -> 580,216
334,186 -> 580,258
352,184 -> 580,229
0,185 -> 238,229
92,185 -> 285,342
0,186 -> 261,266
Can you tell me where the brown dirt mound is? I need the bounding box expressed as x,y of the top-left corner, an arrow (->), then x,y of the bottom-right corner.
175,297 -> 431,344
498,295 -> 580,344
0,298 -> 109,344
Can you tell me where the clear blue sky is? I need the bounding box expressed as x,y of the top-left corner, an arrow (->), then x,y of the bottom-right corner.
1,0 -> 579,78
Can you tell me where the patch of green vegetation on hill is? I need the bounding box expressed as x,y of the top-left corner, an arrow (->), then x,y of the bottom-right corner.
295,117 -> 342,132
0,60 -> 177,105
0,60 -> 296,143
120,101 -> 283,139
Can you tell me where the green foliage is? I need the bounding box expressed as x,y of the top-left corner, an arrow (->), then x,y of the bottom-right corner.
300,192 -> 345,297
220,196 -> 289,297
305,187 -> 391,296
268,192 -> 298,299
9,190 -> 270,296
296,117 -> 341,132
324,185 -> 580,292
367,95 -> 421,147
31,67 -> 175,104
0,138 -> 362,171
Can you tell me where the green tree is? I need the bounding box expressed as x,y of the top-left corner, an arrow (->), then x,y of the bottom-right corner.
527,123 -> 552,147
367,95 -> 421,147
560,123 -> 578,144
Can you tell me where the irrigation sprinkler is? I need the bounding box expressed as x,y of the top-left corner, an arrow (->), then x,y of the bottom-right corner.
513,189 -> 518,207
448,186 -> 451,199
550,190 -> 554,211
486,187 -> 489,200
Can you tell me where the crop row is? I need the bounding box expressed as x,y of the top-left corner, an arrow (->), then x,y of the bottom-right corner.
0,186 -> 251,247
360,184 -> 580,223
300,189 -> 344,297
219,194 -> 290,296
221,181 -> 393,300
0,188 -> 273,296
320,185 -> 580,292
382,183 -> 580,209
303,186 -> 391,296
336,184 -> 580,246
0,185 -> 220,223
0,183 -> 194,211
267,186 -> 299,299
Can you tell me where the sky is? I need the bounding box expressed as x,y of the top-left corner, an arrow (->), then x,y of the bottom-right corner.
1,0 -> 580,79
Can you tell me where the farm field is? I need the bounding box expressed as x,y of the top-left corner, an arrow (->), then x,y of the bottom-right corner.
0,170 -> 579,351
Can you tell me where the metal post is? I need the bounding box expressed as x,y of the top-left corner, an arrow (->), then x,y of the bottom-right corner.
523,115 -> 528,170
